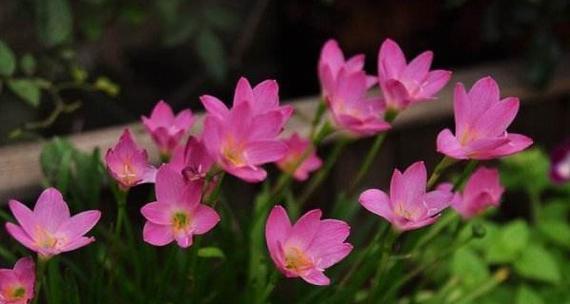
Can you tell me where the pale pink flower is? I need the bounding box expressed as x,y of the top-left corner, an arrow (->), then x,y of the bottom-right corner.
5,188 -> 101,258
141,165 -> 220,248
105,129 -> 157,190
142,100 -> 194,156
318,39 -> 376,100
0,257 -> 35,304
265,205 -> 352,286
451,167 -> 504,218
359,161 -> 453,231
378,39 -> 451,111
327,68 -> 391,137
201,78 -> 292,182
276,133 -> 322,181
436,77 -> 533,160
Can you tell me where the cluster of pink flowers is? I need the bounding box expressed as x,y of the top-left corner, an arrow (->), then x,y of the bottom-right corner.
1,37 -> 533,299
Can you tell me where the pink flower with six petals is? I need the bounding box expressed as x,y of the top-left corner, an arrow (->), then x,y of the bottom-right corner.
6,188 -> 101,258
436,77 -> 533,160
141,165 -> 220,248
378,39 -> 451,111
142,100 -> 194,156
451,167 -> 504,219
276,133 -> 322,181
265,205 -> 352,286
0,257 -> 35,304
359,161 -> 453,231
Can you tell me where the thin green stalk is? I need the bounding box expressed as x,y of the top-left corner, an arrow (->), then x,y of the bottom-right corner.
112,187 -> 128,237
454,268 -> 509,304
256,270 -> 279,304
427,157 -> 457,189
33,257 -> 48,304
205,172 -> 225,206
309,100 -> 327,140
298,139 -> 350,207
367,229 -> 399,303
414,212 -> 459,250
452,160 -> 479,191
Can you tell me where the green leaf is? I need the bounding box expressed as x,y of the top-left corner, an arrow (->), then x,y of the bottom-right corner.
20,53 -> 36,75
7,79 -> 41,107
40,138 -> 75,188
500,148 -> 550,193
35,0 -> 73,47
514,245 -> 561,284
198,247 -> 225,259
0,40 -> 16,76
195,29 -> 227,82
485,220 -> 529,263
538,219 -> 570,249
516,285 -> 544,304
452,248 -> 490,288
94,77 -> 120,96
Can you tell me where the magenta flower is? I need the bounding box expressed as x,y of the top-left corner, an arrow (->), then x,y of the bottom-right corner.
378,39 -> 451,111
201,77 -> 292,182
359,161 -> 453,231
105,129 -> 157,190
318,39 -> 376,100
5,188 -> 101,258
276,133 -> 322,181
451,167 -> 504,219
0,257 -> 35,304
436,77 -> 533,160
169,137 -> 214,183
265,205 -> 352,286
327,68 -> 391,137
550,139 -> 570,183
141,165 -> 220,248
142,100 -> 194,156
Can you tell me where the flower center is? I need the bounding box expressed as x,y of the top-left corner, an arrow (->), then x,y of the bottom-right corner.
222,137 -> 246,166
171,211 -> 191,231
284,247 -> 314,273
9,286 -> 25,299
394,202 -> 415,220
34,227 -> 64,250
119,161 -> 138,186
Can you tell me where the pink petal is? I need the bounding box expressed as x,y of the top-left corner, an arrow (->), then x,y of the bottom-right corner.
140,202 -> 173,225
335,70 -> 367,104
319,39 -> 345,76
57,210 -> 101,240
266,206 -> 291,268
393,161 -> 427,209
8,200 -> 37,237
288,209 -> 322,250
248,111 -> 284,139
174,109 -> 194,130
359,189 -> 395,221
245,140 -> 287,165
396,216 -> 439,232
224,165 -> 267,183
155,165 -> 186,204
421,70 -> 451,98
33,188 -> 70,232
474,97 -> 519,138
60,236 -> 95,252
175,234 -> 193,248
149,100 -> 175,126
402,51 -> 433,82
5,223 -> 37,252
383,79 -> 410,109
466,77 -> 499,122
378,38 -> 406,81
233,77 -> 254,107
13,257 -> 35,288
301,269 -> 330,286
192,205 -> 220,235
436,129 -> 468,160
252,79 -> 279,110
464,167 -> 504,202
143,222 -> 174,246
201,95 -> 230,119
465,137 -> 511,159
315,243 -> 353,269
345,54 -> 365,72
453,83 -> 470,136
202,116 -> 224,160
423,189 -> 453,216
487,133 -> 533,158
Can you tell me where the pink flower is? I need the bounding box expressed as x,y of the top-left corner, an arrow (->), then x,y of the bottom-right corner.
451,167 -> 504,218
169,137 -> 214,183
5,188 -> 101,258
318,39 -> 376,100
359,161 -> 453,231
0,257 -> 35,304
201,77 -> 292,182
142,100 -> 194,156
436,77 -> 533,160
327,68 -> 391,137
265,205 -> 352,286
141,165 -> 220,248
276,133 -> 322,181
105,129 -> 157,190
550,139 -> 570,184
378,39 -> 451,111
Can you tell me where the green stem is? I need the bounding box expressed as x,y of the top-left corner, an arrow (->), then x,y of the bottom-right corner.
452,160 -> 479,191
309,100 -> 327,141
256,270 -> 279,304
205,172 -> 225,206
113,188 -> 128,237
427,157 -> 457,189
347,133 -> 387,197
33,257 -> 48,304
414,212 -> 459,250
298,139 -> 350,207
455,268 -> 509,304
367,229 -> 399,303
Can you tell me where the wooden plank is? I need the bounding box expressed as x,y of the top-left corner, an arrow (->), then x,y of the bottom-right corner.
1,59 -> 569,200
